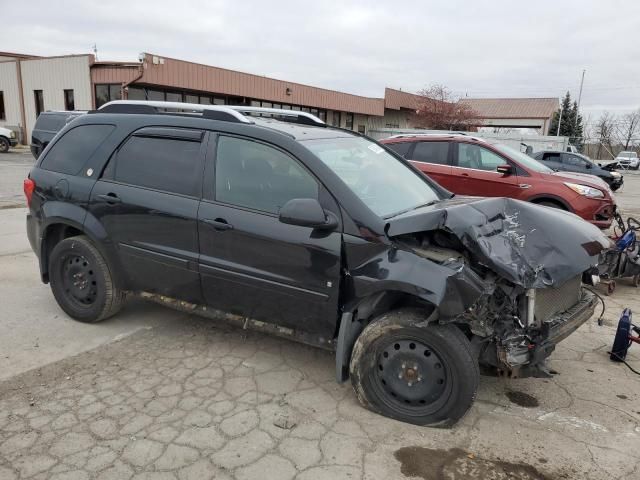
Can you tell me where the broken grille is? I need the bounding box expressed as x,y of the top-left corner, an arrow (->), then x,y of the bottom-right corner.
535,275 -> 582,324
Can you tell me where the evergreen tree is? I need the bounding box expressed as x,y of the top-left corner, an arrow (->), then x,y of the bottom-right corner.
549,92 -> 584,150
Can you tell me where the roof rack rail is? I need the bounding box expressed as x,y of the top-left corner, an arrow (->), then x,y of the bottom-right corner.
97,101 -> 326,127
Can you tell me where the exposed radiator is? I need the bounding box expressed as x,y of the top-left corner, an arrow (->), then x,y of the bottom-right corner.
535,275 -> 583,324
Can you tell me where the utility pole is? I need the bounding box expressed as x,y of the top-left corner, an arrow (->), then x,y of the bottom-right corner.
573,69 -> 586,142
556,103 -> 563,136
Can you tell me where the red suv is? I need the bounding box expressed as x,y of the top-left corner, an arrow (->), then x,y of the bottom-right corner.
381,134 -> 616,229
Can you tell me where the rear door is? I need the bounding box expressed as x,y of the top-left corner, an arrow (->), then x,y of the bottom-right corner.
198,134 -> 342,336
406,141 -> 454,188
88,127 -> 206,303
452,142 -> 522,197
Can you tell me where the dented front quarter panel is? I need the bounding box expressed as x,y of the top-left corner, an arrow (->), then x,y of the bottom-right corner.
385,196 -> 610,289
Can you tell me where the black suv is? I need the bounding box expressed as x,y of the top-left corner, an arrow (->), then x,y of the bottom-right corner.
25,101 -> 609,426
533,150 -> 623,191
31,110 -> 85,158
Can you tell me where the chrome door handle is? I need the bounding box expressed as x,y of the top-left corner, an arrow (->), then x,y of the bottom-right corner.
518,184 -> 531,189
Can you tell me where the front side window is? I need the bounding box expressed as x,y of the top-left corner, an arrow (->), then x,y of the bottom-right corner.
457,143 -> 506,171
412,141 -> 449,165
564,154 -> 589,167
215,136 -> 318,214
112,135 -> 202,196
41,124 -> 115,175
304,136 -> 441,218
490,142 -> 554,173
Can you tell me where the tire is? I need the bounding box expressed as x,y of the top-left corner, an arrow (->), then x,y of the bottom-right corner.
0,137 -> 9,153
349,309 -> 479,427
536,200 -> 565,210
49,235 -> 125,323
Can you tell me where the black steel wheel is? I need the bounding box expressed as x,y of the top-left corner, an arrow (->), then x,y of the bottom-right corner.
0,137 -> 9,153
350,309 -> 479,427
49,235 -> 125,322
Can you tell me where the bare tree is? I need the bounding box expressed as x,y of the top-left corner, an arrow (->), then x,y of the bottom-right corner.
615,109 -> 640,150
413,84 -> 478,130
594,112 -> 615,160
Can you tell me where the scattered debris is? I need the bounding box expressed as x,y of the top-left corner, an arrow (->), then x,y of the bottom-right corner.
273,413 -> 297,430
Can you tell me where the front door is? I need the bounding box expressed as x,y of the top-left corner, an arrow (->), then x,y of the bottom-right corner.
88,127 -> 206,303
452,142 -> 523,198
198,134 -> 342,336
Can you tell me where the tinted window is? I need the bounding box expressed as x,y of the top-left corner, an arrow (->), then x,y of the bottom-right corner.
0,91 -> 5,120
542,152 -> 562,162
386,142 -> 412,158
35,114 -> 67,132
41,124 -> 115,175
215,136 -> 318,214
457,143 -> 506,171
114,135 -> 202,196
412,141 -> 449,165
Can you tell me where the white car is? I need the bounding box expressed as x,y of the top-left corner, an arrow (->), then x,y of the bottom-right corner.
614,151 -> 639,170
0,126 -> 18,153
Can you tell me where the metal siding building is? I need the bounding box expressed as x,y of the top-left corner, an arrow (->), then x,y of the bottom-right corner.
20,55 -> 93,139
0,61 -> 22,131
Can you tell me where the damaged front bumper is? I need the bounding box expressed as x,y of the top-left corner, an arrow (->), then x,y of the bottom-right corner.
496,288 -> 597,377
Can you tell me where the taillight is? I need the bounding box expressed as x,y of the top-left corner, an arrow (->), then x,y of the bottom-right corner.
24,178 -> 35,207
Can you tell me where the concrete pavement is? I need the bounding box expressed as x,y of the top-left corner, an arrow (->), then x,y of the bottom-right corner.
0,152 -> 639,479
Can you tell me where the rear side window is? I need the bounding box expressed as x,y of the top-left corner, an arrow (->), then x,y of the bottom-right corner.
41,124 -> 115,175
35,114 -> 67,132
112,136 -> 203,196
412,141 -> 449,165
542,152 -> 562,162
386,142 -> 412,158
215,136 -> 318,214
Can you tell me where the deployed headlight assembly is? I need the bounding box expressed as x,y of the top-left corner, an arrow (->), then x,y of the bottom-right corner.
564,182 -> 604,199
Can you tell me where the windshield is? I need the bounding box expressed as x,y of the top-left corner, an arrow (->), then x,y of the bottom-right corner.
619,151 -> 638,158
490,142 -> 554,173
303,137 -> 441,218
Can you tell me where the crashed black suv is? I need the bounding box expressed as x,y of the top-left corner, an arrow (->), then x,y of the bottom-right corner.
25,100 -> 609,426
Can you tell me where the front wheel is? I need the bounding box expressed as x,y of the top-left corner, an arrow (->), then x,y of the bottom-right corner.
349,309 -> 479,427
49,235 -> 125,323
0,137 -> 9,153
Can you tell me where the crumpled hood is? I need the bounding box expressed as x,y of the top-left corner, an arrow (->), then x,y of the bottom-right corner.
386,196 -> 610,289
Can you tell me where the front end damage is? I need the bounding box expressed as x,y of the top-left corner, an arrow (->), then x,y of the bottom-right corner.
379,196 -> 610,377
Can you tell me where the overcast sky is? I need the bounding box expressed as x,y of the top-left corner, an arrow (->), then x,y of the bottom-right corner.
2,0 -> 639,123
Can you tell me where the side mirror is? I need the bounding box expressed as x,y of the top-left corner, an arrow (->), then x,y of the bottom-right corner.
279,198 -> 338,230
496,164 -> 513,175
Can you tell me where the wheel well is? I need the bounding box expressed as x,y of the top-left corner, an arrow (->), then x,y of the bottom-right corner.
531,198 -> 568,210
41,224 -> 84,282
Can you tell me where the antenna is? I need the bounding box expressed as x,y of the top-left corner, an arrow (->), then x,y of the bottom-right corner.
92,44 -> 98,61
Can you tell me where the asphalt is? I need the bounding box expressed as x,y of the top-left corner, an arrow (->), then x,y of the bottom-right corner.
0,150 -> 639,480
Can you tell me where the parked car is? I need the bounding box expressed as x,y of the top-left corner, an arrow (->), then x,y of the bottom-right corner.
381,134 -> 617,229
31,110 -> 85,158
614,151 -> 639,170
532,150 -> 623,191
25,101 -> 609,426
0,126 -> 18,153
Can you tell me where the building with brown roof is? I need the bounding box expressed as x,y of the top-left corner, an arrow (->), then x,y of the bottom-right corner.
460,97 -> 559,134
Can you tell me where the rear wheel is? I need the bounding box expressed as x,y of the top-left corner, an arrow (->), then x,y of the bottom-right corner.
49,235 -> 125,322
349,309 -> 479,427
0,137 -> 9,153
